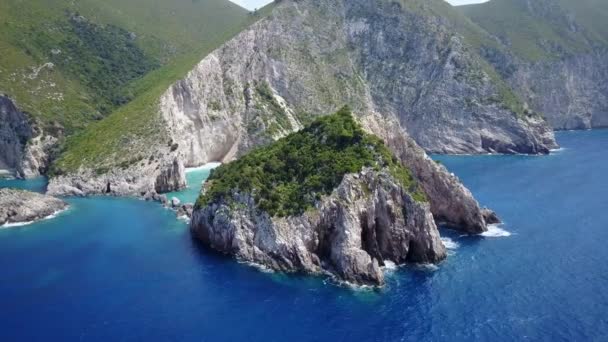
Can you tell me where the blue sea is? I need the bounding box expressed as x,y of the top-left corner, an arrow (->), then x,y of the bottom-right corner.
0,130 -> 606,341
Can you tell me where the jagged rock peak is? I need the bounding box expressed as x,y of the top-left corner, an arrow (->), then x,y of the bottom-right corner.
190,108 -> 450,285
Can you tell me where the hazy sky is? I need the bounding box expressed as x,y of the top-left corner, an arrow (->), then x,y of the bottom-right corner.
230,0 -> 489,11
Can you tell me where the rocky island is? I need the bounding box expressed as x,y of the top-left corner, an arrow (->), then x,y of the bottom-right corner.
0,188 -> 67,227
191,108 -> 448,286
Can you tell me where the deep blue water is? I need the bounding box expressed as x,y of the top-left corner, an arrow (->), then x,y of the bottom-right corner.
0,130 -> 607,341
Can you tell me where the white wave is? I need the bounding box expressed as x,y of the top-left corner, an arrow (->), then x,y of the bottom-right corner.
550,147 -> 566,153
1,220 -> 34,228
332,278 -> 377,290
0,169 -> 14,179
1,207 -> 69,229
185,162 -> 222,173
382,260 -> 398,272
441,237 -> 460,250
416,263 -> 439,272
176,215 -> 190,224
480,224 -> 512,237
241,260 -> 275,273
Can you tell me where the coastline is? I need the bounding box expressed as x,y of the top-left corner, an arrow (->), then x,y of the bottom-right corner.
0,206 -> 69,229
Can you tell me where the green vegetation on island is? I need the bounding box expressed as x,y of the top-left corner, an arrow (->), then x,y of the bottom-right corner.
196,106 -> 426,217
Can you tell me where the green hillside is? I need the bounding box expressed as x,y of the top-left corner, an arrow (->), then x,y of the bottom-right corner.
0,0 -> 253,133
53,3 -> 276,175
460,0 -> 608,61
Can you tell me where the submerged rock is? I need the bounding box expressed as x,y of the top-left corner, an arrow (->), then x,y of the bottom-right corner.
192,169 -> 445,286
0,188 -> 67,226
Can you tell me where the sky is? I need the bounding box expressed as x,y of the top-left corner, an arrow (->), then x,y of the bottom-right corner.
229,0 -> 489,11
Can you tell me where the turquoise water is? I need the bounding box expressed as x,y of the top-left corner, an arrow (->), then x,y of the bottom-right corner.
166,165 -> 218,203
0,176 -> 47,193
0,130 -> 606,341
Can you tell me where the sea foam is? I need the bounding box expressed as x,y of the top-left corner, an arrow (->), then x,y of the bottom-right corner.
480,224 -> 512,237
441,237 -> 460,250
382,260 -> 398,272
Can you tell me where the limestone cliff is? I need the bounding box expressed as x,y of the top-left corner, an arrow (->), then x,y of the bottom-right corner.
49,0 -> 504,236
160,0 -> 556,161
192,168 -> 446,286
360,113 -> 496,234
0,96 -> 31,177
462,0 -> 608,130
0,95 -> 54,179
507,51 -> 608,130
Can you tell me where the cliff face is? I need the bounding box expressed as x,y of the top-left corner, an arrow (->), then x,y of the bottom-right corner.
462,0 -> 608,130
47,156 -> 186,197
508,51 -> 608,129
49,0 -> 502,236
0,96 -> 31,177
359,113 -> 496,233
191,169 -> 446,286
0,95 -> 53,179
160,0 -> 556,164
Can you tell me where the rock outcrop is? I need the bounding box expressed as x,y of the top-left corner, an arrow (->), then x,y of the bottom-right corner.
0,188 -> 68,226
0,95 -> 55,179
191,169 -> 446,286
47,156 -> 186,197
20,132 -> 57,178
360,113 -> 497,233
0,95 -> 33,177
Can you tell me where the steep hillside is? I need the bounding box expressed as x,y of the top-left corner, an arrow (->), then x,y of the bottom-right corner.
0,0 -> 264,177
0,0 -> 252,131
49,0 -> 520,235
460,0 -> 608,129
53,0 -> 557,182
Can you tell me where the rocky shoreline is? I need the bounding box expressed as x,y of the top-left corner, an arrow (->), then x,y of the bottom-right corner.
0,188 -> 68,227
47,157 -> 186,197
